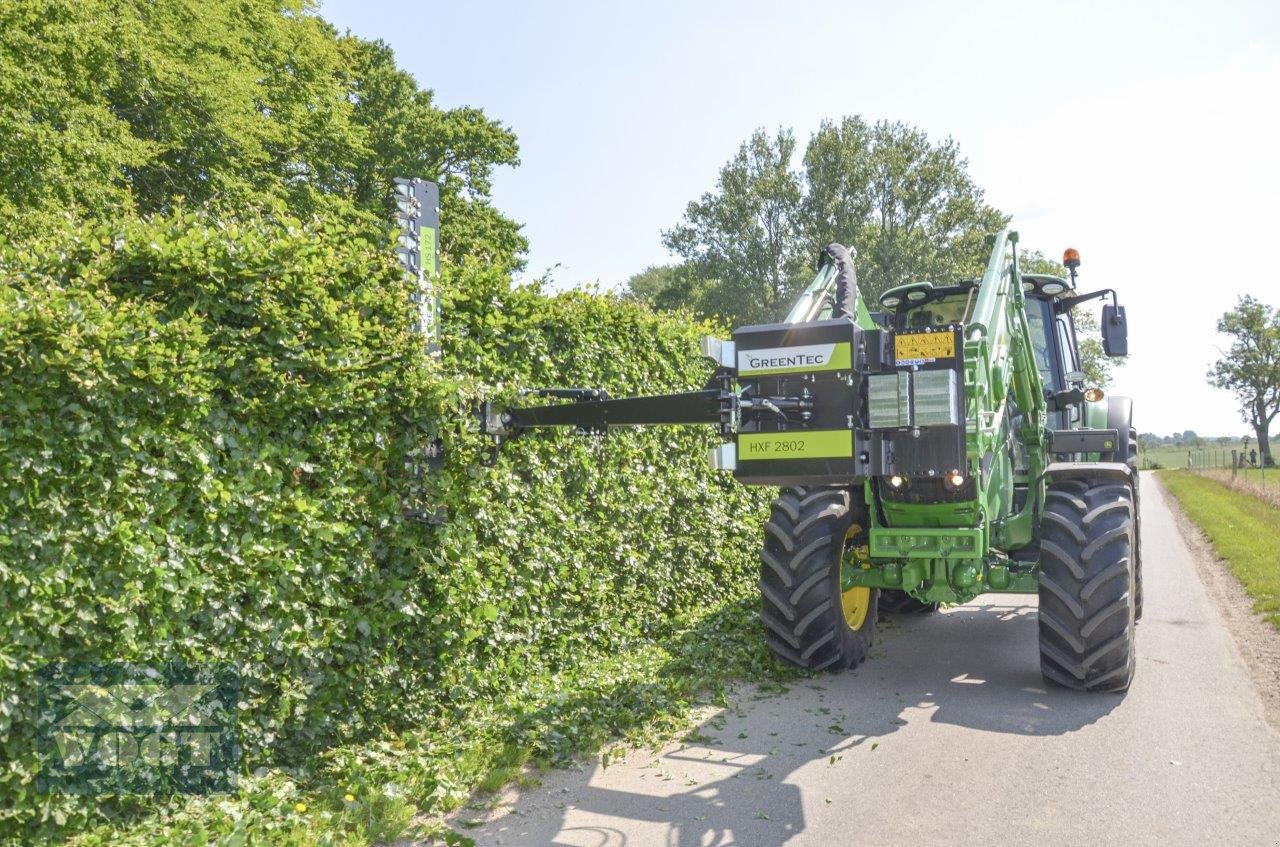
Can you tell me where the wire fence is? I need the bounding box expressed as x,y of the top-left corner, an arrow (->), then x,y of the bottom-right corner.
1177,447 -> 1280,505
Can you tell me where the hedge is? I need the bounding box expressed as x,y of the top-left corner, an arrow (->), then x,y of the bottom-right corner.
0,210 -> 768,842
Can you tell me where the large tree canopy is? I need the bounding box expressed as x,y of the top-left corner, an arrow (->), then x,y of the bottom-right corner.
644,118 -> 1007,326
802,117 -> 1008,299
0,0 -> 525,269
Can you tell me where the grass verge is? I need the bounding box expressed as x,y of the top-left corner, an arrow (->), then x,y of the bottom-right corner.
66,597 -> 788,846
1158,470 -> 1280,630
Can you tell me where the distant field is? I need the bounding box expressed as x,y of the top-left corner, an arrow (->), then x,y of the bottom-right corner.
1141,444 -> 1263,472
1158,470 -> 1280,630
1142,445 -> 1194,469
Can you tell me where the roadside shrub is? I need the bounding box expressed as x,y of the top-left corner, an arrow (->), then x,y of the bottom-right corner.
0,211 -> 767,841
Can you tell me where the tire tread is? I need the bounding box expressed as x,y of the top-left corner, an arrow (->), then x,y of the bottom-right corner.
1037,476 -> 1137,692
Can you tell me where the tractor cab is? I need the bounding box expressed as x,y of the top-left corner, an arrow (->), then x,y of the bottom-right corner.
877,280 -> 976,330
878,268 -> 1124,429
1020,273 -> 1079,398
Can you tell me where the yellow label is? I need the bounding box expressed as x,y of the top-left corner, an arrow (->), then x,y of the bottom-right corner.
894,332 -> 955,363
738,429 -> 853,460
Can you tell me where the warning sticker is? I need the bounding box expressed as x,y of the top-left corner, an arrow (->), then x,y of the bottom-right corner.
894,332 -> 955,365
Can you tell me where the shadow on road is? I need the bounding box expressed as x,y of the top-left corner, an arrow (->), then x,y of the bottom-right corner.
862,599 -> 1124,736
460,599 -> 1125,846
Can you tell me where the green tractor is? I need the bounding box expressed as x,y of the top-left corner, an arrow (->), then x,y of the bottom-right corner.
482,230 -> 1138,692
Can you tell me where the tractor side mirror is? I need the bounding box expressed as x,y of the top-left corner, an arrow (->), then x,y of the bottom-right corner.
1101,303 -> 1128,357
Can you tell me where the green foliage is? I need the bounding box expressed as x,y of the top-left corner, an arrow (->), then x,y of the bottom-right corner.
62,599 -> 782,847
1208,296 -> 1280,464
0,4 -> 768,843
801,118 -> 1008,301
662,129 -> 808,324
0,210 -> 768,843
622,264 -> 716,316
0,0 -> 525,270
650,118 -> 1007,325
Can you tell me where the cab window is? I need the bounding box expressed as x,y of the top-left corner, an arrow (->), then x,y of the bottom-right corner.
1023,298 -> 1061,391
1056,316 -> 1079,378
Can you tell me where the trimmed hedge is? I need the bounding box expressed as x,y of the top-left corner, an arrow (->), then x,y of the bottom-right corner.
0,211 -> 768,841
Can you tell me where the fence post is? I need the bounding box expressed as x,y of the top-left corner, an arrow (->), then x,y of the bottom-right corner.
1232,450 -> 1238,478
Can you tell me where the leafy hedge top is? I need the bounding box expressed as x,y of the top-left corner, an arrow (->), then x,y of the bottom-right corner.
0,211 -> 766,841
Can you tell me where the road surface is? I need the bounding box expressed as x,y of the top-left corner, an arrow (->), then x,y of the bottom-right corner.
447,474 -> 1280,846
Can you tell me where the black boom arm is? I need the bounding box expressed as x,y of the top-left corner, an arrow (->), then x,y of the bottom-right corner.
482,387 -> 729,436
480,374 -> 820,442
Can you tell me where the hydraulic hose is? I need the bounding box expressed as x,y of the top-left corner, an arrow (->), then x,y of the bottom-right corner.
824,243 -> 859,320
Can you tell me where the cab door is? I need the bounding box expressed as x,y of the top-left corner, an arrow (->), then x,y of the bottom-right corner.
1023,297 -> 1069,428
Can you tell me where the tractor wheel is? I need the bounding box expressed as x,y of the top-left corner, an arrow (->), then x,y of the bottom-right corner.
1128,428 -> 1144,621
759,486 -> 878,671
877,590 -> 939,615
1038,477 -> 1137,692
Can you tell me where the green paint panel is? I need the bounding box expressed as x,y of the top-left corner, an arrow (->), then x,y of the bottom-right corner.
421,225 -> 439,275
738,429 -> 853,460
868,526 -> 986,559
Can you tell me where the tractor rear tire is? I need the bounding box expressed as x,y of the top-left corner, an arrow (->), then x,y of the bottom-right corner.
877,590 -> 939,615
1038,477 -> 1137,692
760,486 -> 878,672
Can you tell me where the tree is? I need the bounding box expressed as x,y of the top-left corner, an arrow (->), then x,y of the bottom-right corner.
622,264 -> 717,316
650,118 -> 1007,327
0,0 -> 525,269
801,117 -> 1008,302
342,38 -> 526,270
1208,297 -> 1280,466
661,129 -> 807,325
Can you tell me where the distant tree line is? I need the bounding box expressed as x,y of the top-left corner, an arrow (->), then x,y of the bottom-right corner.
1138,431 -> 1241,449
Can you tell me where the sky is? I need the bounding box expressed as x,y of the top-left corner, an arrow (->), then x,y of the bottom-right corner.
320,0 -> 1280,437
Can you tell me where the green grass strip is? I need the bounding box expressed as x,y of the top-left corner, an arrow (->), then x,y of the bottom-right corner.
1158,470 -> 1280,629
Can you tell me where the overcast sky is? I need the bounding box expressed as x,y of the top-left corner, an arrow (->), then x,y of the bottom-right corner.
321,0 -> 1280,437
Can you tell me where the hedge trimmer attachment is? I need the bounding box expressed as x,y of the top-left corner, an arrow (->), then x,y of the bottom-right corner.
476,220 -> 1140,690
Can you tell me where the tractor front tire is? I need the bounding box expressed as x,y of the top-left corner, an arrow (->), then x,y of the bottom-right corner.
878,590 -> 939,615
760,486 -> 878,672
1128,427 -> 1144,621
1038,476 -> 1137,692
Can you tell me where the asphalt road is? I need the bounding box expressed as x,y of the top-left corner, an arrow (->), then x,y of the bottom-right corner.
450,475 -> 1280,846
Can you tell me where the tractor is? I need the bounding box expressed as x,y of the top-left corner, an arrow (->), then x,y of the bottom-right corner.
481,231 -> 1138,692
